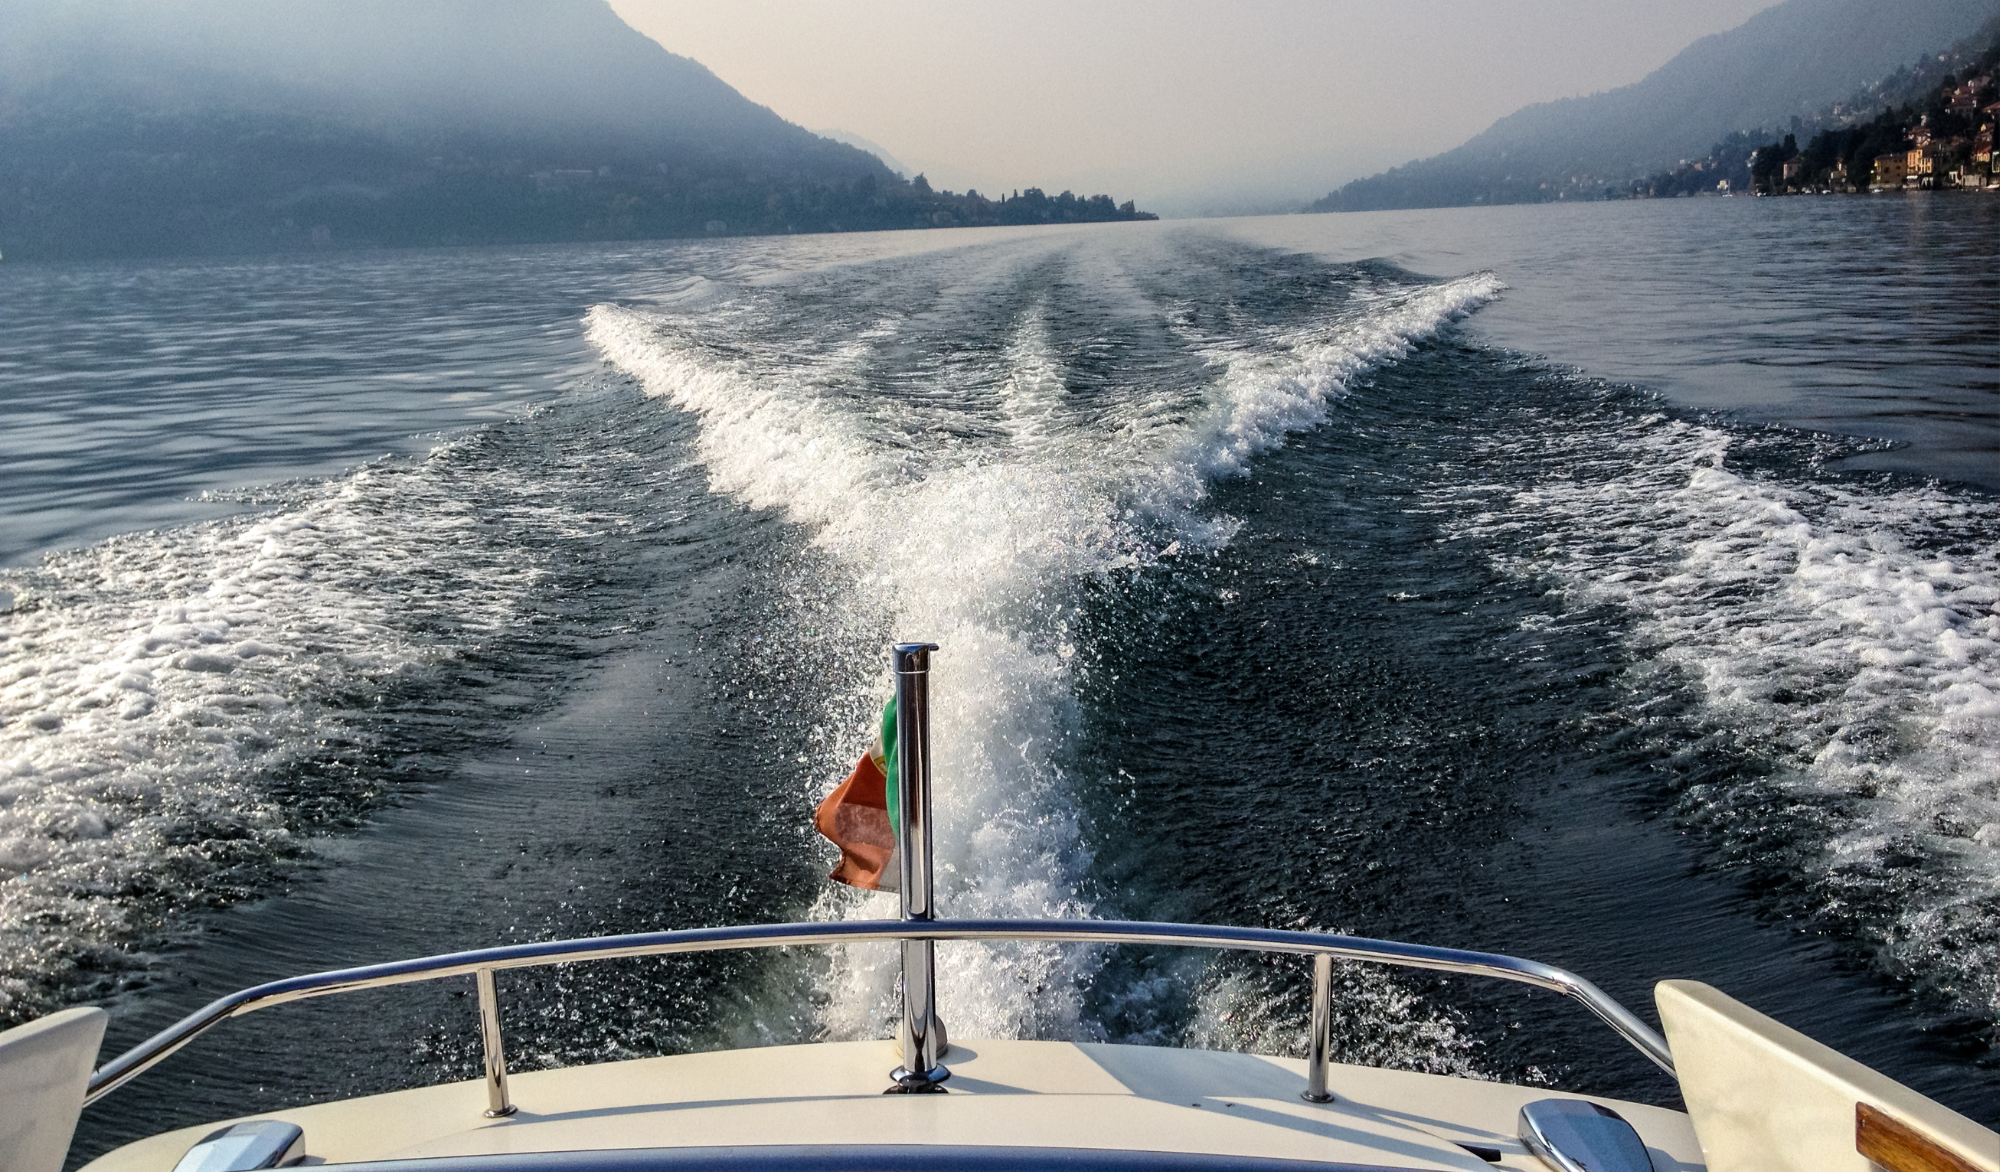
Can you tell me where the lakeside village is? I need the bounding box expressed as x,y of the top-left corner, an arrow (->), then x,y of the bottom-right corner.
1635,58 -> 2000,198
1762,77 -> 1999,194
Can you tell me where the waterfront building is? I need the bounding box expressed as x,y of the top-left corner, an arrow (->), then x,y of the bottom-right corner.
1904,147 -> 1936,188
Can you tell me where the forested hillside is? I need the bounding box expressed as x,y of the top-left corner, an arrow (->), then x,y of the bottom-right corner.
0,0 -> 1151,260
1311,0 -> 1999,211
1631,18 -> 2000,196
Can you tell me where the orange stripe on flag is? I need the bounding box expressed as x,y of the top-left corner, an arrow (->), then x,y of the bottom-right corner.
815,748 -> 897,890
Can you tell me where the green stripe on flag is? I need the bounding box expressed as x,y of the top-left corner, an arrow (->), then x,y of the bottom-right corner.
881,695 -> 900,837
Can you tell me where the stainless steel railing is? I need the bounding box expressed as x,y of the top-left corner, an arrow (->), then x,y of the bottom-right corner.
85,642 -> 1675,1114
85,916 -> 1675,1115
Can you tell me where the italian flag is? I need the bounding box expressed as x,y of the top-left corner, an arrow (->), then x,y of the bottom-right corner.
814,698 -> 901,891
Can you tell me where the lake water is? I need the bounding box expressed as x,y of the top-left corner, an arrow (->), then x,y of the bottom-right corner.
1,195 -> 1994,1164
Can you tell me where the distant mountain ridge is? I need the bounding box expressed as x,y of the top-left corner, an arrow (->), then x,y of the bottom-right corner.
0,0 -> 860,165
0,0 -> 1151,259
1312,0 -> 2000,211
815,130 -> 914,179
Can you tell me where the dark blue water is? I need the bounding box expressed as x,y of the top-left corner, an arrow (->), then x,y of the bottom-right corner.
0,199 -> 1993,1167
1238,195 -> 2000,489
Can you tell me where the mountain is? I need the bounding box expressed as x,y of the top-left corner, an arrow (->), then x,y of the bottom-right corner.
1311,0 -> 2000,212
814,130 -> 913,179
0,0 -> 878,172
1630,14 -> 2000,199
0,0 -> 1151,260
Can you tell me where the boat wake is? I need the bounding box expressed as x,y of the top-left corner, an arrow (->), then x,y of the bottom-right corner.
588,235 -> 1500,1050
10,224 -> 1989,1116
1435,396 -> 2000,1017
0,406 -> 668,1024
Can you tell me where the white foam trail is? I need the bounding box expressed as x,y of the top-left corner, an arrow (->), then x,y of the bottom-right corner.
0,443 -> 591,1018
998,307 -> 1069,457
590,302 -> 1109,1039
1130,275 -> 1505,521
586,263 -> 1502,1041
1443,415 -> 2000,1012
1184,962 -> 1483,1077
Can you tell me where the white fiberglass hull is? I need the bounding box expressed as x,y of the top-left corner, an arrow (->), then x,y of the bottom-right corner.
78,1039 -> 1704,1172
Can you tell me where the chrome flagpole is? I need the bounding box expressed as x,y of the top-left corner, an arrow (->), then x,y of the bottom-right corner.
889,641 -> 948,1092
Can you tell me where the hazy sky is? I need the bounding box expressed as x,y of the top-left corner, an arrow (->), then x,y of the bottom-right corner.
607,0 -> 1779,215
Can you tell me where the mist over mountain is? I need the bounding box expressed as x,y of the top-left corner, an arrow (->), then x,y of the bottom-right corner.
814,130 -> 914,179
0,0 -> 876,168
1312,0 -> 2000,212
0,0 -> 1149,260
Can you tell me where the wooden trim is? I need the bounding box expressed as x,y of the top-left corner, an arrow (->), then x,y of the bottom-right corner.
1858,1102 -> 1982,1172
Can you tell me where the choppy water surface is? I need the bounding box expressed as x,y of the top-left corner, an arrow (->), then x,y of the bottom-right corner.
0,198 -> 1994,1163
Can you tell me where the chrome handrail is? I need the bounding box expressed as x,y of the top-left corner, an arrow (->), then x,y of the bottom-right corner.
84,917 -> 1674,1109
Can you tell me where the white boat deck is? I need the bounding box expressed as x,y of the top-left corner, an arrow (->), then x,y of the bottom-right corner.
81,1039 -> 1705,1171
